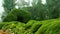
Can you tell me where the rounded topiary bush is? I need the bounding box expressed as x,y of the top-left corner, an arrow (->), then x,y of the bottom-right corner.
3,8 -> 31,23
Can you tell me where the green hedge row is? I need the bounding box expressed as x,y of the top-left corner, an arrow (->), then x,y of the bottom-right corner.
0,18 -> 60,34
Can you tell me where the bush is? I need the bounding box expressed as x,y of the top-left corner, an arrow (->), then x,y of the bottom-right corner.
3,8 -> 31,23
1,19 -> 60,34
1,21 -> 26,34
25,20 -> 38,29
35,19 -> 60,34
30,22 -> 42,33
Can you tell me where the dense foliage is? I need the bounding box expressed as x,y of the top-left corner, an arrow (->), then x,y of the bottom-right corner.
46,0 -> 60,19
3,9 -> 31,23
1,0 -> 60,34
0,19 -> 60,34
2,0 -> 16,20
21,0 -> 60,21
3,0 -> 16,13
2,0 -> 60,21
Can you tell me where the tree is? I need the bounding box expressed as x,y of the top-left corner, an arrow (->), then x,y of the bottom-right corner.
17,0 -> 30,8
2,0 -> 16,20
32,0 -> 38,7
22,0 -> 48,20
46,0 -> 60,19
33,0 -> 47,20
3,0 -> 16,13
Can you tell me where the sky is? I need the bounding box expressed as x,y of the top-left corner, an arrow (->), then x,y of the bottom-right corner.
0,0 -> 3,16
0,0 -> 46,21
0,0 -> 4,21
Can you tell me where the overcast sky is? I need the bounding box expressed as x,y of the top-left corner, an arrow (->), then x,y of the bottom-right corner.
0,0 -> 4,16
0,0 -> 4,21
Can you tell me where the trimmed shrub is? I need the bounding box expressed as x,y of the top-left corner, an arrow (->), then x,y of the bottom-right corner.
3,8 -> 31,23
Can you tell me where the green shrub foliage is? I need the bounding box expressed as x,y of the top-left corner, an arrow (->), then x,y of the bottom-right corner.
35,19 -> 60,34
3,9 -> 31,23
30,23 -> 42,33
1,19 -> 60,34
25,20 -> 37,29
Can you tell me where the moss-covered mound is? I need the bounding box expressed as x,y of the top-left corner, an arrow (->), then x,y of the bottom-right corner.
3,9 -> 31,23
0,19 -> 60,34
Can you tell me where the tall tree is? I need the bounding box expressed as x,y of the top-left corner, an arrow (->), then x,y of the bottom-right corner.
2,0 -> 16,20
33,0 -> 47,20
17,0 -> 30,8
22,0 -> 48,20
46,0 -> 60,19
32,0 -> 38,7
3,0 -> 16,13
